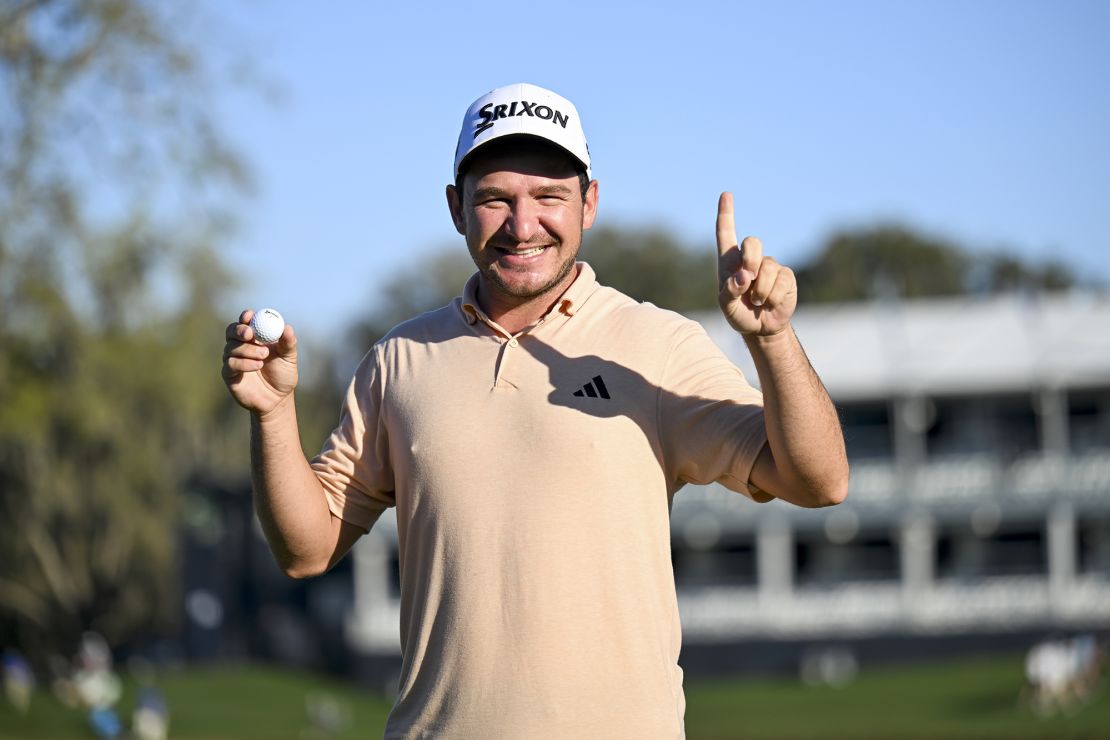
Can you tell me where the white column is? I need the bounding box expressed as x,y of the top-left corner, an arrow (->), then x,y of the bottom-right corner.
757,511 -> 794,603
345,529 -> 400,653
900,512 -> 935,609
1047,502 -> 1077,609
1037,386 -> 1070,456
893,396 -> 929,469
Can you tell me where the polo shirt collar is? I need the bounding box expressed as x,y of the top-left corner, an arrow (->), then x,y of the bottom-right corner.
557,262 -> 599,316
459,262 -> 600,325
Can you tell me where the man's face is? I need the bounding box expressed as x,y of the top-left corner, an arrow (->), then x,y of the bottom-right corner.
447,140 -> 598,307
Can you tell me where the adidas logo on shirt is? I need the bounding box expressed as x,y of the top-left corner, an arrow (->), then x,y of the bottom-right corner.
572,375 -> 610,399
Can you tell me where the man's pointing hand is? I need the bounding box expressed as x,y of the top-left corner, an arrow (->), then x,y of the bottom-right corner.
716,192 -> 797,336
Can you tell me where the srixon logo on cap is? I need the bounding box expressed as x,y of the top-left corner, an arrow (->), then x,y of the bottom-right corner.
474,100 -> 570,138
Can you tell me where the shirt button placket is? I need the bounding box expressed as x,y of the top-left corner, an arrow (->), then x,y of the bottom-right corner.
494,335 -> 522,388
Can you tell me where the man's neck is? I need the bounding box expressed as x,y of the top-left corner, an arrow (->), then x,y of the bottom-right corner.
477,269 -> 578,335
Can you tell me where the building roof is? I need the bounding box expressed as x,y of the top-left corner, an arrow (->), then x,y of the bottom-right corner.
697,291 -> 1110,401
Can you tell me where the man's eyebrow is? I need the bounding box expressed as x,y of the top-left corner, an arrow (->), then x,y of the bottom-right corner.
531,183 -> 574,197
470,186 -> 512,201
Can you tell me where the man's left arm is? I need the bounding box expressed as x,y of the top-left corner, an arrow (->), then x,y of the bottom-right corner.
715,192 -> 849,508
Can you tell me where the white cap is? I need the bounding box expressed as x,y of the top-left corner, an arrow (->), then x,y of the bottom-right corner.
453,83 -> 591,180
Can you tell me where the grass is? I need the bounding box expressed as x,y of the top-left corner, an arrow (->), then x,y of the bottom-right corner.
684,654 -> 1109,739
0,654 -> 1106,739
0,665 -> 392,740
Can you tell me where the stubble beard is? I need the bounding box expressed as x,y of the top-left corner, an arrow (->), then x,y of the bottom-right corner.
473,239 -> 580,303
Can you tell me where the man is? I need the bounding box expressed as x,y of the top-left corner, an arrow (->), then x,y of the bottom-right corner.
222,82 -> 848,738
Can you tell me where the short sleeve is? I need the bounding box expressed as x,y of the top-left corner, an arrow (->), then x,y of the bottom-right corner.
310,345 -> 396,531
658,321 -> 770,501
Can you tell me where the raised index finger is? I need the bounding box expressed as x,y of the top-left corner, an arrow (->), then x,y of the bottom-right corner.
716,192 -> 738,257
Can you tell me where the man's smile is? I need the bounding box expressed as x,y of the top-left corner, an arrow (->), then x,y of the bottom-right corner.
495,244 -> 553,266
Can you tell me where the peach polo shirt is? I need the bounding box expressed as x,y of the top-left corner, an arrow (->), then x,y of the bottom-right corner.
311,262 -> 767,739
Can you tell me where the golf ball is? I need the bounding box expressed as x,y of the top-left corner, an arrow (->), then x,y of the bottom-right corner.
250,308 -> 285,345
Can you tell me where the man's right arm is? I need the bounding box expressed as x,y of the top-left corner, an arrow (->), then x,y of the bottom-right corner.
222,310 -> 362,578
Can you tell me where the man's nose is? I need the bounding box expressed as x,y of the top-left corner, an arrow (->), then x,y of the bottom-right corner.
505,198 -> 539,243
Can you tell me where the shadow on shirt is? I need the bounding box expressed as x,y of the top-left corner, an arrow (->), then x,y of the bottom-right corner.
521,336 -> 766,495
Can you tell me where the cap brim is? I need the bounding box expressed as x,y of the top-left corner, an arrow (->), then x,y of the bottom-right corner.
455,133 -> 590,180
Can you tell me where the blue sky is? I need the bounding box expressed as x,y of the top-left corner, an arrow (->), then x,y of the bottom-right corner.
212,1 -> 1110,343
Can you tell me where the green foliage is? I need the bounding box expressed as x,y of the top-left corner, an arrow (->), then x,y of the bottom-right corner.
795,225 -> 1079,303
584,225 -> 717,313
346,247 -> 476,354
0,1 -> 252,662
0,237 -> 246,662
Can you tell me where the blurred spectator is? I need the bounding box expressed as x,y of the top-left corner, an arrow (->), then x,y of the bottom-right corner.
89,706 -> 123,738
132,685 -> 170,740
48,653 -> 80,709
302,690 -> 352,739
73,632 -> 122,710
2,649 -> 34,713
800,646 -> 859,688
1023,633 -> 1105,716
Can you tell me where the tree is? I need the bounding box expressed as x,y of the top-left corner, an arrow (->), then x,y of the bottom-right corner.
0,0 -> 253,662
345,245 -> 477,365
583,226 -> 717,313
794,225 -> 1079,303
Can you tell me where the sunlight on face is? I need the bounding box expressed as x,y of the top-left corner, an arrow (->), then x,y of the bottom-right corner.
452,139 -> 597,311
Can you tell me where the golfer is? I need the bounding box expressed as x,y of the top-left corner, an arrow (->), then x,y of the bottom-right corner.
222,82 -> 849,739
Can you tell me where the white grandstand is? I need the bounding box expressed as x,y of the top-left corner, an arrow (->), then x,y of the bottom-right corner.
344,292 -> 1110,656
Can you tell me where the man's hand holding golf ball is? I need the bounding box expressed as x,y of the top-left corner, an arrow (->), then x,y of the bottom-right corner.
221,307 -> 350,579
221,308 -> 298,417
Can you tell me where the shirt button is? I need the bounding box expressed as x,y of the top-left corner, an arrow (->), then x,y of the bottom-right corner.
508,338 -> 519,348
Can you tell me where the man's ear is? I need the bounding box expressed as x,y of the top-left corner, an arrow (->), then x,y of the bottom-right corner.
581,179 -> 599,231
446,184 -> 466,235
